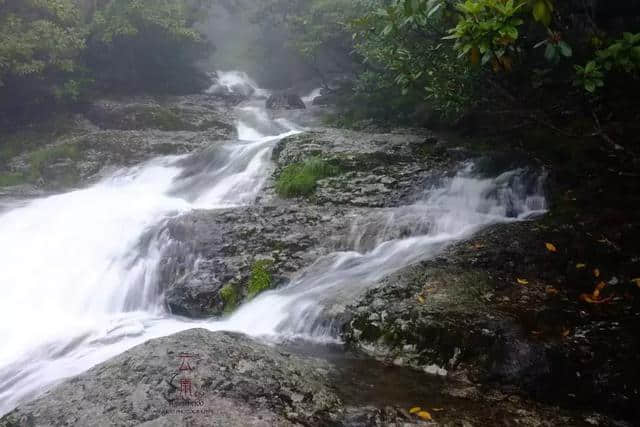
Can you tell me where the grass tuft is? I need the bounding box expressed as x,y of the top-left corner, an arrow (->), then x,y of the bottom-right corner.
275,157 -> 340,198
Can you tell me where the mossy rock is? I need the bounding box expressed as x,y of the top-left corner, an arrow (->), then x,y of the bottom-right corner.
247,259 -> 275,299
220,283 -> 239,314
0,172 -> 27,187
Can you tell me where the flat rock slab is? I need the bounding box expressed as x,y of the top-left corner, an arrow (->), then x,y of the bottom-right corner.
270,128 -> 461,208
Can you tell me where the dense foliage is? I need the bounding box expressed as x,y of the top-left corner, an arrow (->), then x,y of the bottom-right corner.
86,0 -> 211,93
0,0 -> 212,126
262,0 -> 640,128
0,0 -> 86,118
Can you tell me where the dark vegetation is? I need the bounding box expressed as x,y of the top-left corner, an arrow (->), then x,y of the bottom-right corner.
0,0 -> 213,131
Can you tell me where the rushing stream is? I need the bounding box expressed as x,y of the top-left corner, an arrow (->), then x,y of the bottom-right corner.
0,72 -> 545,415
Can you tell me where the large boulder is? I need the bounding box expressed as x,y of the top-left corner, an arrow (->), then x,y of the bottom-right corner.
158,205 -> 358,317
0,329 -> 342,427
266,92 -> 306,110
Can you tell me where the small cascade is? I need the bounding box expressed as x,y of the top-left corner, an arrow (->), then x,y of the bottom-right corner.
219,165 -> 546,340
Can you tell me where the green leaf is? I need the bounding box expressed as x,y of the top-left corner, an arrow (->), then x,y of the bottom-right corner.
481,50 -> 493,65
544,43 -> 556,61
532,0 -> 552,26
558,41 -> 572,57
428,3 -> 443,17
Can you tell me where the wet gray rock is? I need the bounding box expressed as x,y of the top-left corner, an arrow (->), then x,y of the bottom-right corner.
0,329 -> 342,427
160,205 -> 363,317
343,258 -> 551,389
266,92 -> 306,110
342,220 -> 640,423
85,96 -> 235,133
271,128 -> 458,207
0,329 -> 617,427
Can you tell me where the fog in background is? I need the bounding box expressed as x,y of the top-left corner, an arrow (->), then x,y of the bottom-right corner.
197,4 -> 318,90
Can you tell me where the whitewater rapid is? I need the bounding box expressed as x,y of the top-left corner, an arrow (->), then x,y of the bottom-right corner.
0,72 -> 545,415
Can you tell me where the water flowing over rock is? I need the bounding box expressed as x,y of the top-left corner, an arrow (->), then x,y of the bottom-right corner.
0,71 -> 634,426
206,71 -> 264,103
160,205 -> 359,317
266,92 -> 306,110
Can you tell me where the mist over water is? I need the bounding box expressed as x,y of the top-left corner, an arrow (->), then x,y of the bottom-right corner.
0,72 -> 545,415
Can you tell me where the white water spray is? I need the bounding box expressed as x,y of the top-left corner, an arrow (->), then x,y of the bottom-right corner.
0,72 -> 545,415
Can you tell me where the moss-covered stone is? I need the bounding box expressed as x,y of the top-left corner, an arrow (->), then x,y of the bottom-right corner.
138,107 -> 191,131
0,114 -> 77,168
0,172 -> 26,187
220,283 -> 239,314
247,259 -> 274,299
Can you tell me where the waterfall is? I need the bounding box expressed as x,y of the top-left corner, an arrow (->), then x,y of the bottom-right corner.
0,72 -> 545,415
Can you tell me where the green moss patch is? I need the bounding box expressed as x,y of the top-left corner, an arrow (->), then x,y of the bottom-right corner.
220,283 -> 239,314
247,260 -> 274,299
139,107 -> 190,131
0,172 -> 26,187
275,157 -> 340,198
29,143 -> 80,181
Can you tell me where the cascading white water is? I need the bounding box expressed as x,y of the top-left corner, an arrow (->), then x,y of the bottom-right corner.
222,166 -> 547,340
302,88 -> 322,106
0,72 -> 299,414
0,72 -> 546,415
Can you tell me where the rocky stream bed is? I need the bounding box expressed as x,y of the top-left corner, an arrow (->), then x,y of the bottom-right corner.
0,87 -> 638,426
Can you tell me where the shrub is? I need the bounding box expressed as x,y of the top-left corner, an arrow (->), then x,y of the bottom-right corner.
247,260 -> 274,299
575,32 -> 640,93
275,157 -> 340,197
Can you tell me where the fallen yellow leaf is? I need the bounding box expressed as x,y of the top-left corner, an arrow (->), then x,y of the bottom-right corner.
416,410 -> 432,421
409,407 -> 421,414
517,278 -> 529,285
576,263 -> 586,269
545,242 -> 557,252
416,295 -> 425,304
631,278 -> 640,288
593,268 -> 600,278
